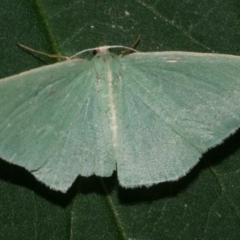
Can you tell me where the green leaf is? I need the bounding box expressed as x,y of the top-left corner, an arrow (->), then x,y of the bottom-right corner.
1,1 -> 240,239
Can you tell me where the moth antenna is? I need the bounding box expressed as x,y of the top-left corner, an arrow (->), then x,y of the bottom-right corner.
70,45 -> 138,59
17,42 -> 70,60
119,35 -> 141,57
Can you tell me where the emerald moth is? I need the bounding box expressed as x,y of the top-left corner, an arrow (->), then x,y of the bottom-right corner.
0,46 -> 240,192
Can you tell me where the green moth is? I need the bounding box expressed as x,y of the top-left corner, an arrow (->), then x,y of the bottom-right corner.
0,46 -> 240,192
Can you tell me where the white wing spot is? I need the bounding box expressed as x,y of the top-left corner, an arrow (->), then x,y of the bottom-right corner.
166,60 -> 178,63
10,153 -> 16,161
